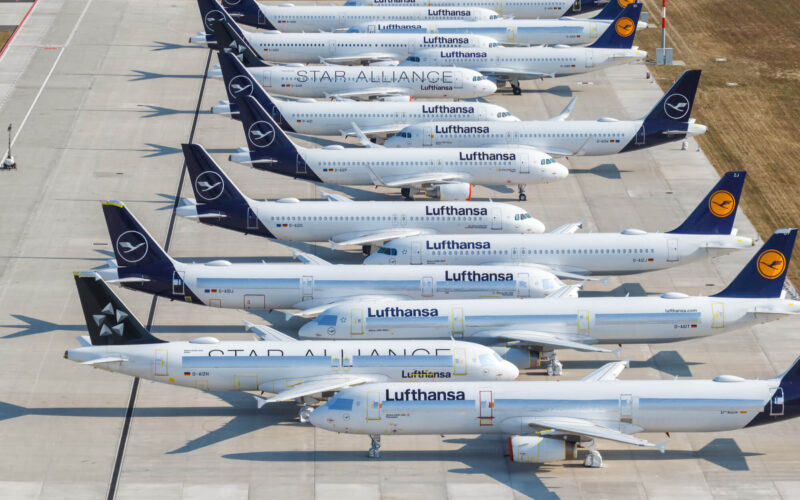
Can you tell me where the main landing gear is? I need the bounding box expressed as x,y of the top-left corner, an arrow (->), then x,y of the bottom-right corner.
511,80 -> 522,96
401,187 -> 415,200
368,435 -> 382,458
517,184 -> 527,202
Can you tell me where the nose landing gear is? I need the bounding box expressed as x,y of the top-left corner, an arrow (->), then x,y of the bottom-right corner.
517,184 -> 527,202
368,434 -> 382,458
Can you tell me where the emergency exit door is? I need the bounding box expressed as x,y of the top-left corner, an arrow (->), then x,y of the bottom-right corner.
451,307 -> 464,337
454,348 -> 467,375
667,238 -> 679,262
350,309 -> 364,335
155,349 -> 168,376
367,391 -> 381,420
711,302 -> 725,328
479,390 -> 494,426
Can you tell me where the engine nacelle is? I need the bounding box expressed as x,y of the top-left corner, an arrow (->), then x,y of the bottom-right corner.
492,347 -> 552,369
426,183 -> 472,201
508,436 -> 577,463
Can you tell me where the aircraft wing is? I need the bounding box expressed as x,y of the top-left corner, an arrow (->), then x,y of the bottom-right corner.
549,222 -> 583,234
581,359 -> 629,382
288,295 -> 411,318
474,329 -> 613,353
341,124 -> 406,139
365,166 -> 464,188
479,67 -> 555,81
319,190 -> 352,202
485,262 -> 597,281
330,228 -> 428,249
255,375 -> 375,406
526,416 -> 663,450
549,97 -> 577,121
325,88 -> 409,100
545,284 -> 582,299
242,320 -> 297,342
321,53 -> 399,65
291,251 -> 331,265
81,356 -> 127,365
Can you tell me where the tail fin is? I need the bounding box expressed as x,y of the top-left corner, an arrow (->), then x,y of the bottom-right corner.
712,228 -> 796,299
210,19 -> 265,68
237,94 -> 296,160
102,201 -> 173,270
591,0 -> 635,20
218,0 -> 275,30
218,52 -> 294,129
642,69 -> 701,124
669,171 -> 746,235
74,274 -> 165,345
588,2 -> 641,49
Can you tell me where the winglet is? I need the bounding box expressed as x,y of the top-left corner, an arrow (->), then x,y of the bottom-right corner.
550,97 -> 577,121
254,395 -> 269,409
350,122 -> 382,148
656,439 -> 668,453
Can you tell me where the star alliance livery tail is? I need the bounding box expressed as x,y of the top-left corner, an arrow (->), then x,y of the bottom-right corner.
587,2 -> 641,49
218,0 -> 273,31
217,52 -> 291,126
181,143 -> 275,238
669,171 -> 745,235
713,228 -> 796,299
233,94 -> 322,182
74,274 -> 164,346
210,19 -> 264,68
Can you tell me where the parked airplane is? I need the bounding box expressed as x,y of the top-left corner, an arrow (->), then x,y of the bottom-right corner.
230,95 -> 567,200
309,355 -> 800,466
348,0 -> 647,47
210,0 -> 500,33
211,52 -> 517,139
93,202 -> 569,315
364,172 -> 755,273
398,3 -> 645,94
343,0 -> 574,19
66,275 -> 519,422
384,70 -> 707,176
176,143 -> 545,255
303,228 -> 798,375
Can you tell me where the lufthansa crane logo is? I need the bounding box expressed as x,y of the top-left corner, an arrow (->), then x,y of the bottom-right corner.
615,17 -> 635,37
248,121 -> 276,148
617,0 -> 635,7
195,171 -> 225,201
203,10 -> 225,32
228,75 -> 253,98
664,93 -> 690,120
757,249 -> 786,279
708,190 -> 735,218
115,230 -> 149,263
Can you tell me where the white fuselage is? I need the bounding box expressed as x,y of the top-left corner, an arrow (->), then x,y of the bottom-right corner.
234,145 -> 568,190
101,264 -> 566,310
178,200 -> 546,242
255,5 -> 500,32
216,65 -> 497,99
399,46 -> 647,80
212,98 -> 519,134
243,31 -> 498,64
66,340 -> 518,393
310,379 -> 774,435
298,296 -> 799,344
363,232 -> 755,275
349,18 -> 614,46
343,0 -> 573,19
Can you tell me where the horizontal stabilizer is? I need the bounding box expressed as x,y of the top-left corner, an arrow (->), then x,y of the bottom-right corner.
581,359 -> 630,382
292,251 -> 331,265
81,356 -> 127,365
243,320 -> 297,342
257,375 -> 371,404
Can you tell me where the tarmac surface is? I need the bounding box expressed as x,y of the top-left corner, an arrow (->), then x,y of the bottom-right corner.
0,0 -> 799,499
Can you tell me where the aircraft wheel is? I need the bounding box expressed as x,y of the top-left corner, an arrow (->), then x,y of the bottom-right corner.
518,193 -> 527,202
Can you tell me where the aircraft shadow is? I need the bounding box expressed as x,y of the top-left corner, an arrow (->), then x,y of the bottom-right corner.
138,105 -> 213,118
271,240 -> 364,264
595,438 -> 760,471
315,183 -> 401,201
129,70 -> 205,82
570,163 -> 630,180
496,85 -> 573,98
578,283 -> 649,297
151,41 -> 206,51
142,144 -> 239,158
561,350 -> 701,378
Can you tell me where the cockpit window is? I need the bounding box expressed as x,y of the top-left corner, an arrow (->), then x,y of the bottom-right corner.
515,213 -> 532,221
408,56 -> 420,62
496,111 -> 511,118
328,397 -> 353,411
377,247 -> 397,256
317,314 -> 337,326
540,158 -> 554,165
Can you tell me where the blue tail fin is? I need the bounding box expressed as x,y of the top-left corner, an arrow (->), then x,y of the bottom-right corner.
183,143 -> 275,238
591,0 -> 635,20
235,95 -> 321,181
712,228 -> 796,299
74,274 -> 165,346
669,171 -> 746,235
642,69 -> 701,124
102,201 -> 173,270
588,2 -> 641,48
218,0 -> 274,30
218,52 -> 293,129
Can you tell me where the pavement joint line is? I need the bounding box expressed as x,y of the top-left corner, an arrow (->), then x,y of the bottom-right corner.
1,0 -> 88,161
105,48 -> 213,500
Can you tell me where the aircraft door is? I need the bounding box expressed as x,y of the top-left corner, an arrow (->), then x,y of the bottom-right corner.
263,70 -> 271,88
454,71 -> 463,89
585,48 -> 593,68
247,207 -> 259,230
234,375 -> 258,391
367,391 -> 381,420
257,10 -> 269,28
711,302 -> 725,328
454,348 -> 467,375
667,238 -> 679,262
327,40 -> 336,57
337,13 -> 347,28
392,214 -> 399,227
519,154 -> 529,174
296,154 -> 307,175
244,295 -> 266,309
619,394 -> 634,424
479,390 -> 494,426
368,24 -> 376,33
301,275 -> 313,299
511,247 -> 520,261
350,308 -> 364,335
451,307 -> 464,338
172,271 -> 185,295
505,26 -> 515,43
577,310 -> 590,332
421,276 -> 434,297
517,273 -> 530,298
635,125 -> 646,145
572,0 -> 581,12
770,387 -> 785,416
411,241 -> 422,264
423,127 -> 432,146
154,349 -> 168,376
491,208 -> 502,230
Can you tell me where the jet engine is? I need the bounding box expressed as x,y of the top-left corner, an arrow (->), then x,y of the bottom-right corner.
508,435 -> 577,463
426,183 -> 472,201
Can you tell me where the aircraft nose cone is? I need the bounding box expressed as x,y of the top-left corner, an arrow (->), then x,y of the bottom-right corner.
528,218 -> 546,234
384,136 -> 401,147
308,407 -> 327,427
483,80 -> 498,94
553,163 -> 569,181
502,361 -> 520,380
363,253 -> 383,264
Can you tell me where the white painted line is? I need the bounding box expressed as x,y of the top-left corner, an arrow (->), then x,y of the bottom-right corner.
3,0 -> 95,160
0,0 -> 40,65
